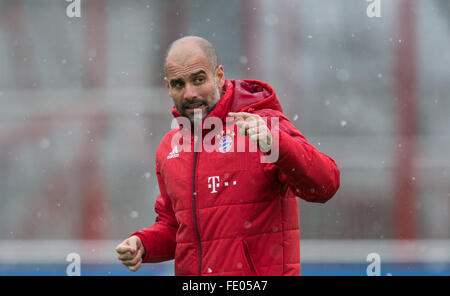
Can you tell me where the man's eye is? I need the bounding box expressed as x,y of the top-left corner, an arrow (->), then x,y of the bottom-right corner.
194,77 -> 205,84
172,81 -> 184,89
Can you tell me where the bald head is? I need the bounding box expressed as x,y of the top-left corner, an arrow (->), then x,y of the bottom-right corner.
164,36 -> 218,75
163,36 -> 225,124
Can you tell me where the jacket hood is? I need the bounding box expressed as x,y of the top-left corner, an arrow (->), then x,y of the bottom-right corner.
171,79 -> 283,124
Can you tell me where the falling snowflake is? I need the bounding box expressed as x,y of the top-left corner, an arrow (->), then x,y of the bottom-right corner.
39,138 -> 50,149
239,56 -> 248,65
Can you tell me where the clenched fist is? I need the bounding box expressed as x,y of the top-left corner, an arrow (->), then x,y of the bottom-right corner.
115,236 -> 145,272
228,112 -> 273,153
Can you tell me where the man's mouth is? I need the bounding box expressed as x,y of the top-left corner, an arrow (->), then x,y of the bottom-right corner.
184,103 -> 205,112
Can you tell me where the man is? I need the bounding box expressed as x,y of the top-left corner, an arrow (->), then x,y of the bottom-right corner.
115,36 -> 340,276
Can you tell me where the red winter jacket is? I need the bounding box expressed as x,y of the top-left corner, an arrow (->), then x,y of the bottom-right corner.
131,79 -> 340,276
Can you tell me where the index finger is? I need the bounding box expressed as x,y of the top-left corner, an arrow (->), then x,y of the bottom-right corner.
115,244 -> 135,255
228,112 -> 257,120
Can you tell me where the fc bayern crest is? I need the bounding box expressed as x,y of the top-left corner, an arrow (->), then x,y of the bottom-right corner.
217,134 -> 233,153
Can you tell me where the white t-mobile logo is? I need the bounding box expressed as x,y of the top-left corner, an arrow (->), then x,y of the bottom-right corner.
207,176 -> 237,194
208,176 -> 220,193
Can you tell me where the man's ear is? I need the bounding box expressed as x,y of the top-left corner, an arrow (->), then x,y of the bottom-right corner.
164,77 -> 170,90
215,65 -> 225,89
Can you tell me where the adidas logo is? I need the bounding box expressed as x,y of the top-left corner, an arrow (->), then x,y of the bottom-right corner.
167,146 -> 180,159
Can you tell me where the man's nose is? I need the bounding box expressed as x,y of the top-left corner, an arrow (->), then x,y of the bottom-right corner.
183,83 -> 198,101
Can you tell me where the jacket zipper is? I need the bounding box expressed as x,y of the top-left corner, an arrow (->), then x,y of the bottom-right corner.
192,149 -> 202,275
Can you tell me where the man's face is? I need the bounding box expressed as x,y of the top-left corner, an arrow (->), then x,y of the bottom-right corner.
165,53 -> 224,124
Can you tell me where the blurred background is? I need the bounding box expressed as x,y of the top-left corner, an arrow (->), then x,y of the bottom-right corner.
0,0 -> 449,275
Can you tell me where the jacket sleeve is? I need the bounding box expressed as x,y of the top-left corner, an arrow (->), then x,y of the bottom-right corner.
255,109 -> 340,203
129,163 -> 178,263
